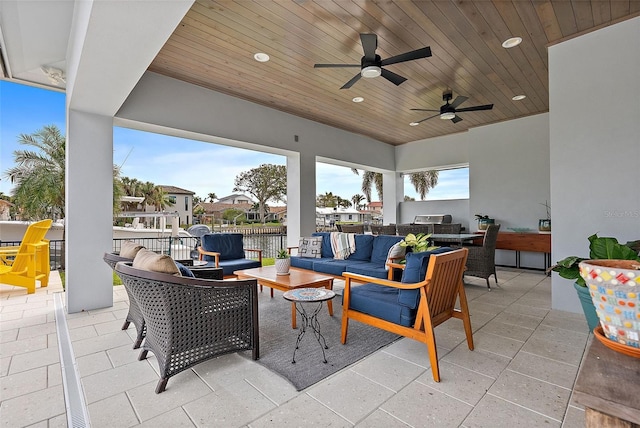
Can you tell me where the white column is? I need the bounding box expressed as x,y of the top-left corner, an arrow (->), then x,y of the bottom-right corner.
382,171 -> 403,224
66,110 -> 113,313
286,153 -> 316,247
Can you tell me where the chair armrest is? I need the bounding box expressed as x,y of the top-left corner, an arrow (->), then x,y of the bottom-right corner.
287,246 -> 298,255
386,261 -> 406,280
342,272 -> 426,290
190,267 -> 224,280
244,248 -> 263,263
197,247 -> 220,267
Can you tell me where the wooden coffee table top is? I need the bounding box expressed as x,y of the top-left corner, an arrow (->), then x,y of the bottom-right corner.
234,266 -> 333,289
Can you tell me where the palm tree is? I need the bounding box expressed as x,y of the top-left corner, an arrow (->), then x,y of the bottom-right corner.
4,125 -> 65,220
207,192 -> 217,202
352,169 -> 439,201
351,194 -> 365,209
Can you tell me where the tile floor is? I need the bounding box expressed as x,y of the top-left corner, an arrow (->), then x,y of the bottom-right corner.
0,268 -> 590,427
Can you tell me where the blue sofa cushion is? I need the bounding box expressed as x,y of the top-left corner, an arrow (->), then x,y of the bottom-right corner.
370,235 -> 404,265
399,247 -> 455,309
175,261 -> 195,278
347,283 -> 416,327
311,259 -> 350,276
345,262 -> 389,279
201,233 -> 245,261
312,232 -> 334,259
290,256 -> 317,270
348,234 -> 375,261
218,258 -> 261,276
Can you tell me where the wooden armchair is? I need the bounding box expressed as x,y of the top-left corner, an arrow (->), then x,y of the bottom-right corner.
341,247 -> 472,382
115,262 -> 259,393
0,219 -> 53,294
198,233 -> 262,277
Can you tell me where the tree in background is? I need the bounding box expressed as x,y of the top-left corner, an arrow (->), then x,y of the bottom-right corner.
207,192 -> 217,202
352,169 -> 439,201
337,197 -> 351,208
316,191 -> 337,208
223,208 -> 244,224
233,164 -> 286,224
351,194 -> 365,209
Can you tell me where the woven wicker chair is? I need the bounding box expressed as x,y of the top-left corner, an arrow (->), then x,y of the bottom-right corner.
396,224 -> 433,236
432,223 -> 462,234
103,252 -> 223,349
340,224 -> 365,234
370,224 -> 397,235
464,224 -> 501,290
115,262 -> 259,393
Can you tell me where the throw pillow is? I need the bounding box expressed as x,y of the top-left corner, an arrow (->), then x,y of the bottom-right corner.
385,242 -> 406,270
298,236 -> 322,258
133,248 -> 180,275
119,240 -> 144,259
174,261 -> 195,278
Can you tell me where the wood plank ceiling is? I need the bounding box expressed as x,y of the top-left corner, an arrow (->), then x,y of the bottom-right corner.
149,0 -> 639,145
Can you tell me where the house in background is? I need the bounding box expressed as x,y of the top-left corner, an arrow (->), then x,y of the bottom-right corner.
216,194 -> 253,205
158,185 -> 195,226
316,207 -> 372,227
0,200 -> 13,221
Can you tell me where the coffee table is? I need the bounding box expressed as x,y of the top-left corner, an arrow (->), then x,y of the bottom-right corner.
234,266 -> 334,329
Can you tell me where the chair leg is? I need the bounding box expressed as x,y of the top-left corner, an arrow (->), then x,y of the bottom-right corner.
121,320 -> 130,330
133,337 -> 143,349
155,378 -> 168,394
341,317 -> 349,344
138,350 -> 148,361
486,278 -> 491,291
424,327 -> 440,382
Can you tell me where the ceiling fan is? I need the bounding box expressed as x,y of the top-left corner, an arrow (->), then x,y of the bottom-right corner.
314,33 -> 432,89
411,90 -> 493,124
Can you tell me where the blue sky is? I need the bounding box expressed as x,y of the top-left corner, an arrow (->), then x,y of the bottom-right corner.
1,80 -> 468,202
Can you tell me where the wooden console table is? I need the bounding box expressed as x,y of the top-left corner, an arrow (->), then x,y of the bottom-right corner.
573,338 -> 640,427
474,231 -> 551,270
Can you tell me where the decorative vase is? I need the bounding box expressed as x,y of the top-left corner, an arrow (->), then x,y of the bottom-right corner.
538,219 -> 551,232
478,218 -> 494,231
275,258 -> 290,275
573,282 -> 600,332
580,259 -> 640,347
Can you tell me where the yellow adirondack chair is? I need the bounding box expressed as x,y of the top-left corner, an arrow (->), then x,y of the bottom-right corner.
0,219 -> 53,294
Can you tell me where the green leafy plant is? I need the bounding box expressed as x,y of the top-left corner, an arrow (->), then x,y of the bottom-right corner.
399,233 -> 438,253
550,234 -> 640,286
474,214 -> 490,220
276,249 -> 290,259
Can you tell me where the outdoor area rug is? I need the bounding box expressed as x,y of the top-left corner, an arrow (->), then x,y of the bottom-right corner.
241,287 -> 401,391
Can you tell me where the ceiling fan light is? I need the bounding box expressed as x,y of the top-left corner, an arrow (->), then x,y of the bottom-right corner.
440,112 -> 456,120
361,66 -> 381,78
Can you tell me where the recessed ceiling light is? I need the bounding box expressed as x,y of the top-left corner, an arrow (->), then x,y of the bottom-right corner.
512,94 -> 526,101
253,53 -> 270,62
409,122 -> 420,126
502,37 -> 522,48
352,97 -> 364,103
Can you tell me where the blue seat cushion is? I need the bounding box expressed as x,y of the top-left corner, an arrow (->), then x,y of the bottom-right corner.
348,234 -> 375,261
370,235 -> 405,265
399,247 -> 455,309
311,259 -> 350,276
345,262 -> 389,279
201,233 -> 245,261
290,256 -> 316,270
312,232 -> 333,258
218,259 -> 261,276
347,283 -> 416,327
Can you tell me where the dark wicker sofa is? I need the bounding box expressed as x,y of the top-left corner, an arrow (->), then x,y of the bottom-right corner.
115,262 -> 259,393
103,252 -> 223,349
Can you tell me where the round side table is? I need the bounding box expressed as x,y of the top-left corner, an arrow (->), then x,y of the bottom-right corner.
283,287 -> 336,364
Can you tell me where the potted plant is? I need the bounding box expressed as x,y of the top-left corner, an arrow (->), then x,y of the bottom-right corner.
549,234 -> 640,331
275,249 -> 290,275
474,214 -> 495,231
399,233 -> 438,254
538,201 -> 551,233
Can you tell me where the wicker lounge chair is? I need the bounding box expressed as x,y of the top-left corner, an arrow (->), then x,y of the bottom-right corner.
396,223 -> 433,236
340,224 -> 365,234
370,224 -> 397,235
103,252 -> 223,349
115,262 -> 259,393
464,223 -> 501,290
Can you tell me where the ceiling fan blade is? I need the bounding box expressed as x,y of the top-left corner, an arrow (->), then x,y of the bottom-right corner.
451,116 -> 463,124
416,113 -> 440,124
410,108 -> 440,112
381,68 -> 407,86
340,73 -> 362,89
455,104 -> 494,112
381,46 -> 432,66
314,63 -> 360,68
360,33 -> 378,61
449,95 -> 469,109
